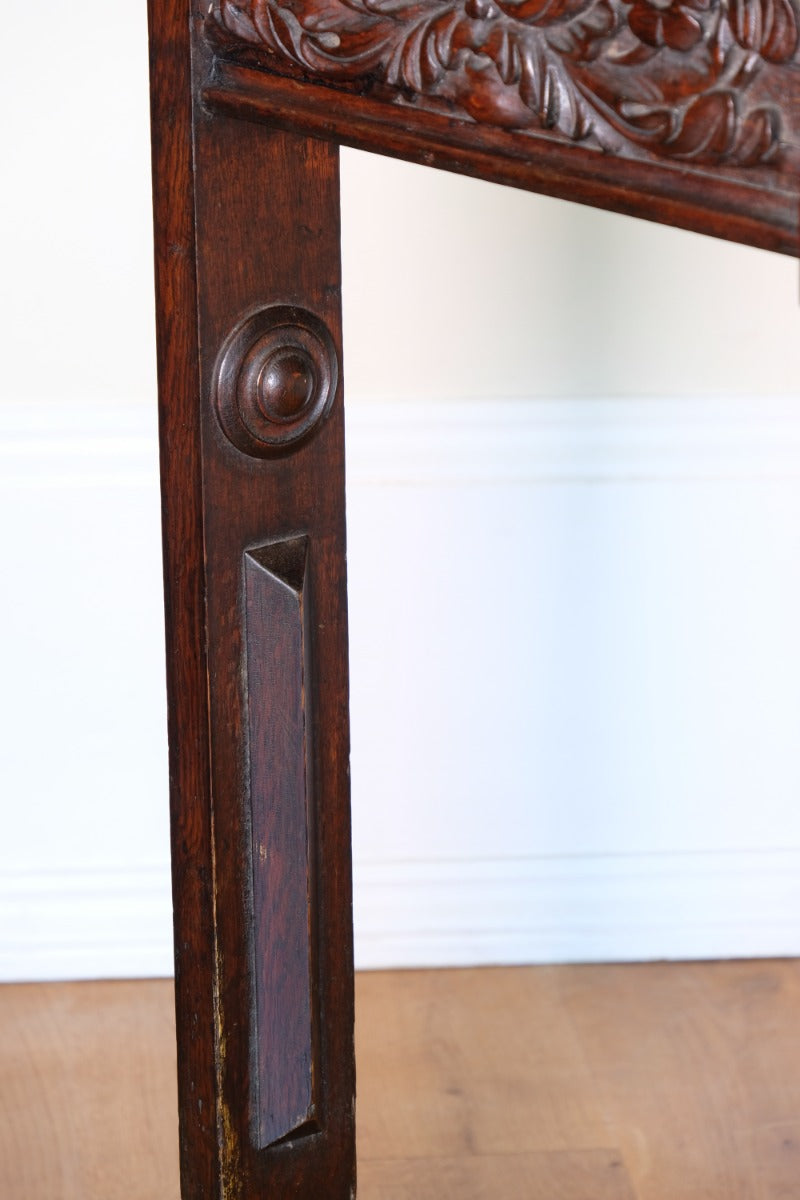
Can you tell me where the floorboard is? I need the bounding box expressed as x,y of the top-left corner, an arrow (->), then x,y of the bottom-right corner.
358,1150 -> 637,1199
2,961 -> 799,1199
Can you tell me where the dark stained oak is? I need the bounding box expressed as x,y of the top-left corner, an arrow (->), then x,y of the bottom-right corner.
147,2 -> 218,1195
148,7 -> 354,1197
204,0 -> 800,254
211,0 -> 800,172
147,1 -> 800,1196
193,115 -> 355,1200
244,539 -> 317,1150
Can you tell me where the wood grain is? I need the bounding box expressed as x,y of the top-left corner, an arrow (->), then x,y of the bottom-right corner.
244,539 -> 317,1148
209,0 -> 796,171
191,108 -> 355,1199
3,963 -> 800,1199
211,0 -> 800,172
559,959 -> 800,1200
149,5 -> 800,1192
146,0 -> 218,1190
148,3 -> 800,1193
0,981 -> 180,1200
203,62 -> 800,256
355,963 -> 800,1199
148,3 -> 355,1193
202,3 -> 800,254
358,1151 -> 637,1199
355,966 -> 613,1160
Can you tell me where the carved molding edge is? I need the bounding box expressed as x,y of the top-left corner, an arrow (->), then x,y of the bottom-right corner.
212,0 -> 799,168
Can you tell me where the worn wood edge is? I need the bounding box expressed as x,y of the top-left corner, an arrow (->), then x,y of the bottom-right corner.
203,62 -> 799,257
146,0 -> 222,1196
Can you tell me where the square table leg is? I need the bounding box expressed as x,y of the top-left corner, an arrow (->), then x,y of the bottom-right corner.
149,5 -> 356,1194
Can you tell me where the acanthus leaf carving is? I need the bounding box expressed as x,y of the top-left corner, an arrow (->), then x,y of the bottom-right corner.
213,0 -> 799,166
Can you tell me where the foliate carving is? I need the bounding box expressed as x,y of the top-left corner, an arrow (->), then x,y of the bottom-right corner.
214,0 -> 798,165
213,305 -> 338,457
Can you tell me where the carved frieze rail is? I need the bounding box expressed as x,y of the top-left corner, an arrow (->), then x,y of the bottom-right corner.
213,0 -> 800,168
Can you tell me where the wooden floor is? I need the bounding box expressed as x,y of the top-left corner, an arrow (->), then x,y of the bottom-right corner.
2,961 -> 800,1198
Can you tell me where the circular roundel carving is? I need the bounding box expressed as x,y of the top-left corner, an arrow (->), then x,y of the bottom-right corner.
213,305 -> 339,457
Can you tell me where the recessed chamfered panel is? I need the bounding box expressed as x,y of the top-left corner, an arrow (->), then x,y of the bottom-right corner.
244,538 -> 317,1149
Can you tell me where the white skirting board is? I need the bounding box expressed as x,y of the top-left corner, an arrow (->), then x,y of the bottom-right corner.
5,849 -> 800,981
353,849 -> 800,968
0,867 -> 174,982
2,396 -> 800,980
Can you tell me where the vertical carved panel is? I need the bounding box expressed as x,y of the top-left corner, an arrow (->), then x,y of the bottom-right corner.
244,537 -> 317,1149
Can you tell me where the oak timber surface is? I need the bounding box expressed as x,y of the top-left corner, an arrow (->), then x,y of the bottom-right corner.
205,1 -> 800,253
0,981 -> 180,1200
2,963 -> 800,1199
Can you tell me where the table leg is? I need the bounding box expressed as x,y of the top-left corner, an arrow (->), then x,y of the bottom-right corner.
149,6 -> 356,1193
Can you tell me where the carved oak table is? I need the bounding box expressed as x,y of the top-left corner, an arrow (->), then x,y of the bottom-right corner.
146,1 -> 800,1195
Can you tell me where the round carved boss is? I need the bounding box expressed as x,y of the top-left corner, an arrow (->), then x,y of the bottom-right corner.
213,305 -> 339,457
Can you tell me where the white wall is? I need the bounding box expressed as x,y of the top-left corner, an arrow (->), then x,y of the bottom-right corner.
2,2 -> 800,980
